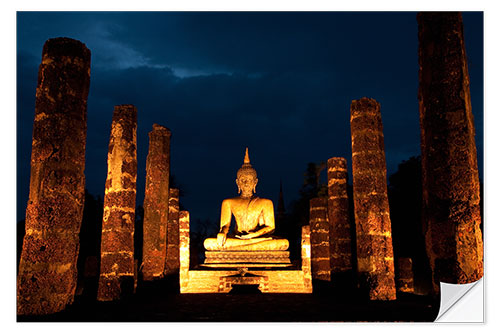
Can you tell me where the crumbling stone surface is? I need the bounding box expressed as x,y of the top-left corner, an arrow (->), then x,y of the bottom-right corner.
97,105 -> 137,301
309,198 -> 331,281
327,157 -> 352,273
17,37 -> 91,315
179,211 -> 190,292
418,12 -> 483,293
350,97 -> 396,300
142,124 -> 171,280
165,188 -> 180,275
397,257 -> 415,293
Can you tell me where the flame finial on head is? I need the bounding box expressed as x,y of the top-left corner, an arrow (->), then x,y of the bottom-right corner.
237,147 -> 257,179
244,147 -> 250,164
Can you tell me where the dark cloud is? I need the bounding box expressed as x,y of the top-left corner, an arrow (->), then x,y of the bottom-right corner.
17,12 -> 484,228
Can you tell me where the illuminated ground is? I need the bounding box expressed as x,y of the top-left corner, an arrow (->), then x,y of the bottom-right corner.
18,275 -> 439,322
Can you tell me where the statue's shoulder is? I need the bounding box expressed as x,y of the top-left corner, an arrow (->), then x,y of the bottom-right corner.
254,197 -> 273,207
222,197 -> 240,205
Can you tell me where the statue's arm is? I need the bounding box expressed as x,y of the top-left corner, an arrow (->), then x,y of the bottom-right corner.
217,199 -> 231,246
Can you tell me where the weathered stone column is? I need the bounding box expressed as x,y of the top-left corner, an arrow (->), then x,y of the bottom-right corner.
418,12 -> 483,293
350,97 -> 396,300
141,124 -> 171,280
301,225 -> 313,292
165,188 -> 180,275
397,257 -> 415,293
17,38 -> 91,315
97,105 -> 137,301
179,211 -> 190,293
327,157 -> 352,274
309,198 -> 331,281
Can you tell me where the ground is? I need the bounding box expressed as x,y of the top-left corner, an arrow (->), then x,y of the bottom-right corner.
18,275 -> 440,322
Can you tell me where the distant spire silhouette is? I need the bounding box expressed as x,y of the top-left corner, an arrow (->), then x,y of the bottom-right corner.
277,179 -> 285,221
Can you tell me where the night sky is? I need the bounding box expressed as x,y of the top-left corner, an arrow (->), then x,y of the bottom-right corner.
16,12 -> 484,234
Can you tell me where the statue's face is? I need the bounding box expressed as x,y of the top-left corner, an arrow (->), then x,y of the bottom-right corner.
236,173 -> 258,196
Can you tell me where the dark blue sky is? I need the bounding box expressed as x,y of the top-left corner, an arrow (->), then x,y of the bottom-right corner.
16,12 -> 483,232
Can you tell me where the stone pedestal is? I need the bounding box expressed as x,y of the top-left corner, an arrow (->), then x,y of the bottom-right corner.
17,37 -> 91,315
97,105 -> 137,301
418,12 -> 483,293
165,188 -> 180,275
309,197 -> 331,281
142,124 -> 172,280
350,97 -> 396,300
327,157 -> 352,274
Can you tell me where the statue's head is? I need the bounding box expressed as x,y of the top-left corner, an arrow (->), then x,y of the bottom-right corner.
236,147 -> 258,196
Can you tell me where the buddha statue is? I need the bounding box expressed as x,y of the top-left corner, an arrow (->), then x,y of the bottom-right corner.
203,148 -> 289,252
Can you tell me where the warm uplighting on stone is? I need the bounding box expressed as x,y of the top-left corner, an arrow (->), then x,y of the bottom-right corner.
350,97 -> 397,301
309,197 -> 331,281
164,188 -> 180,275
142,124 -> 172,280
327,157 -> 352,274
179,210 -> 190,293
397,257 -> 415,293
418,12 -> 483,293
17,37 -> 91,315
97,105 -> 137,301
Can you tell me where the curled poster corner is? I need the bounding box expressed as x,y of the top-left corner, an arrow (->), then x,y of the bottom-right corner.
435,278 -> 484,322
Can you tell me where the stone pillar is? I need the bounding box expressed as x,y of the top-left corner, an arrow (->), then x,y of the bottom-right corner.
164,188 -> 180,275
141,124 -> 171,280
417,12 -> 483,293
350,97 -> 396,300
327,157 -> 352,274
179,211 -> 190,293
301,225 -> 313,292
17,38 -> 91,315
309,198 -> 331,281
97,105 -> 137,301
397,257 -> 415,293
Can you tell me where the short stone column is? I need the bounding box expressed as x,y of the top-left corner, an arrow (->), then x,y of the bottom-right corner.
142,124 -> 171,280
17,37 -> 91,315
179,211 -> 190,293
301,225 -> 313,292
397,257 -> 415,293
165,188 -> 180,275
350,97 -> 396,300
97,105 -> 137,301
327,157 -> 352,274
418,12 -> 483,293
309,198 -> 331,281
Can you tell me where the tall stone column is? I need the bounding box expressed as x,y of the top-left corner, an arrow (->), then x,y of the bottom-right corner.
97,105 -> 137,301
142,124 -> 171,280
350,97 -> 396,300
179,211 -> 190,293
17,38 -> 91,315
418,12 -> 483,293
397,258 -> 415,294
165,188 -> 180,275
309,198 -> 331,281
327,157 -> 352,274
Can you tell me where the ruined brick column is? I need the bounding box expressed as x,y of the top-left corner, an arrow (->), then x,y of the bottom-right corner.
350,97 -> 396,300
397,258 -> 415,293
327,157 -> 352,274
142,124 -> 171,280
17,38 -> 91,315
97,105 -> 137,301
301,225 -> 313,292
179,211 -> 190,293
309,198 -> 331,281
165,188 -> 180,275
418,12 -> 483,293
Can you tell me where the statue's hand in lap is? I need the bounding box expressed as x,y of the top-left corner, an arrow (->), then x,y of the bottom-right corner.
235,232 -> 257,240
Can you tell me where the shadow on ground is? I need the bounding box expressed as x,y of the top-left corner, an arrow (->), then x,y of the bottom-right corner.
18,276 -> 439,322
